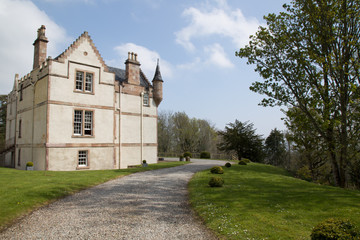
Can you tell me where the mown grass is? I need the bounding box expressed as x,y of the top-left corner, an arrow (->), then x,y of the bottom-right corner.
0,161 -> 188,230
188,163 -> 360,240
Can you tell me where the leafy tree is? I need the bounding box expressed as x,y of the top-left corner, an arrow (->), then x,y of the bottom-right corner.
237,0 -> 360,187
158,111 -> 218,155
218,120 -> 264,162
265,128 -> 286,166
197,119 -> 217,153
157,110 -> 174,153
172,112 -> 198,153
284,107 -> 330,182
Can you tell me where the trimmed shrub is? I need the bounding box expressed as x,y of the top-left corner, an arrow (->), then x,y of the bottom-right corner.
225,162 -> 232,168
238,160 -> 247,165
242,158 -> 251,163
200,151 -> 211,159
26,162 -> 34,167
183,152 -> 192,158
142,160 -> 147,164
311,218 -> 359,240
210,166 -> 224,174
209,176 -> 224,187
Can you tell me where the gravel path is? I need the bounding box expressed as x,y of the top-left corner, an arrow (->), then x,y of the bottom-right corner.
1,159 -> 224,240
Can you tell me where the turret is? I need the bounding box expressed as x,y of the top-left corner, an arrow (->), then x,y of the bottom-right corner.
152,59 -> 163,106
33,25 -> 48,69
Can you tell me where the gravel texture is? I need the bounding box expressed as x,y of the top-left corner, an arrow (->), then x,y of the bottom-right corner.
1,159 -> 225,240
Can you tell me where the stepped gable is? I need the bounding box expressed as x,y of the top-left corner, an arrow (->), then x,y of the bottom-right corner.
107,66 -> 151,88
55,31 -> 108,72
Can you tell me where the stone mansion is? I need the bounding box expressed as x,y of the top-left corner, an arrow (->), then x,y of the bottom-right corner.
4,25 -> 163,171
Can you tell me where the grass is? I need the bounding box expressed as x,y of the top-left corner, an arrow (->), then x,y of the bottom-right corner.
0,161 -> 188,230
188,162 -> 360,240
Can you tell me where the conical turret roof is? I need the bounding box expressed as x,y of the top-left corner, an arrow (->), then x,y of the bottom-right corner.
152,59 -> 163,82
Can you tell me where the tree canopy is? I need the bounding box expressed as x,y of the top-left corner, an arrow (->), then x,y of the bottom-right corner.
237,0 -> 360,187
265,128 -> 286,166
157,111 -> 217,155
217,120 -> 264,162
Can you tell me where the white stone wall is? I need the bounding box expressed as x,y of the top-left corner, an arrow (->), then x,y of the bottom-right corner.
47,147 -> 115,171
5,33 -> 160,171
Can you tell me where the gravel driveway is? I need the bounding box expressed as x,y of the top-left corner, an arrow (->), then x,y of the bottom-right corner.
1,159 -> 225,240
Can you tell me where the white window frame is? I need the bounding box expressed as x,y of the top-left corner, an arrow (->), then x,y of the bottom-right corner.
74,110 -> 82,135
85,73 -> 93,92
75,71 -> 93,93
78,150 -> 88,167
73,110 -> 93,137
75,71 -> 84,91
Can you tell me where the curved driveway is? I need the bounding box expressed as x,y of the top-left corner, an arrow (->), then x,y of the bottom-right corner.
1,159 -> 224,240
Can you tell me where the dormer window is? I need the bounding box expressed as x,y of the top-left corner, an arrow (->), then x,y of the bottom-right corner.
75,71 -> 93,93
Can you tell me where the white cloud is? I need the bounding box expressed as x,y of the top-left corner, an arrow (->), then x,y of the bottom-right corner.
175,0 -> 260,52
41,0 -> 95,3
0,0 -> 70,94
204,43 -> 234,68
113,43 -> 173,80
177,57 -> 201,70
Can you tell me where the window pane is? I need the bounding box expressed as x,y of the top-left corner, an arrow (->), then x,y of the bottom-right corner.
18,120 -> 22,138
74,110 -> 82,135
20,84 -> 23,101
85,73 -> 93,92
76,72 -> 84,90
78,151 -> 87,166
143,93 -> 149,106
84,111 -> 92,136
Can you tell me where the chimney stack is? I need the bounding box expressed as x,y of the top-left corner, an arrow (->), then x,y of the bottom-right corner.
33,25 -> 48,69
125,52 -> 141,85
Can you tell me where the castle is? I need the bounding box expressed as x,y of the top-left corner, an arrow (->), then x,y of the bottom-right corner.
4,25 -> 163,171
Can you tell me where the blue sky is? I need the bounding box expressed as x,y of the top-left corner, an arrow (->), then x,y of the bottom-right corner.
0,0 -> 290,137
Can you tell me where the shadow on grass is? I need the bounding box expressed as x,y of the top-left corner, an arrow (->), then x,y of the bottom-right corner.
189,163 -> 360,240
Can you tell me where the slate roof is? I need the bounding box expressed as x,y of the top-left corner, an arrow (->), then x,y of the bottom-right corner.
107,66 -> 151,88
152,60 -> 163,82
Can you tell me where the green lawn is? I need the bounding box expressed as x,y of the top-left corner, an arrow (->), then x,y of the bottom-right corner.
188,163 -> 360,240
0,161 -> 188,230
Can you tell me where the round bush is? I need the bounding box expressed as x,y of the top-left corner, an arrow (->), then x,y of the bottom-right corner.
210,166 -> 224,174
200,151 -> 211,159
183,152 -> 192,158
311,218 -> 359,240
225,162 -> 232,168
242,158 -> 251,163
238,160 -> 247,165
26,162 -> 34,167
209,176 -> 224,187
142,160 -> 147,164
